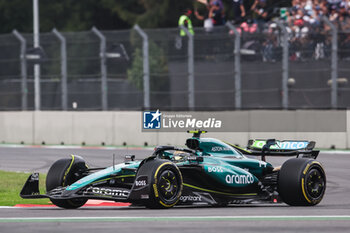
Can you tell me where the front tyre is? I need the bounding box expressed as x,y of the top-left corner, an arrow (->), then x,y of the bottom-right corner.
278,158 -> 326,206
140,160 -> 183,209
46,155 -> 88,209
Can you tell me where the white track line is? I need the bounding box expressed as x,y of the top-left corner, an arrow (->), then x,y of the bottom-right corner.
0,215 -> 350,222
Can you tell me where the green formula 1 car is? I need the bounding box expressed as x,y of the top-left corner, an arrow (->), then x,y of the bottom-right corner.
21,131 -> 326,209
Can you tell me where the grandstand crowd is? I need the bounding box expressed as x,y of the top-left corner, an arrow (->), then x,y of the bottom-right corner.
189,0 -> 350,61
247,0 -> 350,61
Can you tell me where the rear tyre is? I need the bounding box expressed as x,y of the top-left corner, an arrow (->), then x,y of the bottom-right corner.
46,155 -> 88,209
139,160 -> 183,209
278,158 -> 326,206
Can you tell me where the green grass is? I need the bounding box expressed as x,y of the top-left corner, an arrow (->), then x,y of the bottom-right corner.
0,170 -> 51,206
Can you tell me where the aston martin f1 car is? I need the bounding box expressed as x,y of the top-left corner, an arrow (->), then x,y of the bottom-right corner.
21,131 -> 326,209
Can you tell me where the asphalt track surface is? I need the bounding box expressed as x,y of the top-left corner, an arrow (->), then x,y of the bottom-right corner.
0,146 -> 350,233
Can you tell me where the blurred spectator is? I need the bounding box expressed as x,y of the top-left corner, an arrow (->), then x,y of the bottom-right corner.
262,23 -> 279,62
209,0 -> 225,25
338,5 -> 350,30
194,0 -> 225,30
250,0 -> 273,30
303,0 -> 314,16
237,20 -> 258,34
329,4 -> 339,22
287,8 -> 309,37
232,0 -> 246,24
326,0 -> 342,11
178,8 -> 194,36
210,0 -> 224,12
312,5 -> 324,26
339,2 -> 349,16
194,4 -> 214,32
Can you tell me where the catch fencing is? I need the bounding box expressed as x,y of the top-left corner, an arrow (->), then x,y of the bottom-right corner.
0,19 -> 349,111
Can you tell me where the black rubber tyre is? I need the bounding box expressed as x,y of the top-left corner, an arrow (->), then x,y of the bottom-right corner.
278,158 -> 326,206
46,155 -> 88,209
140,160 -> 183,209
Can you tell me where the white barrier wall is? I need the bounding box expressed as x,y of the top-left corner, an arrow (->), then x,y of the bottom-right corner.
0,112 -> 34,144
0,111 -> 348,149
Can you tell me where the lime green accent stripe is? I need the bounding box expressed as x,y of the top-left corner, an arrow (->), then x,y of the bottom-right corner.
63,155 -> 75,186
0,216 -> 349,223
183,183 -> 257,196
188,130 -> 207,134
91,175 -> 135,184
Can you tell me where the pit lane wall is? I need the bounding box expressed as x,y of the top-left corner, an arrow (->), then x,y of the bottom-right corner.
0,110 -> 348,149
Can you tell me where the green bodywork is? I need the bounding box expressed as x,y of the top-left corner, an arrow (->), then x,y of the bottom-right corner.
66,162 -> 140,191
183,137 -> 273,187
66,136 -> 274,191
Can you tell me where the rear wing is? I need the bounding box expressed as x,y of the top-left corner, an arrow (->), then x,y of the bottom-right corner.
236,139 -> 319,161
248,139 -> 316,151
